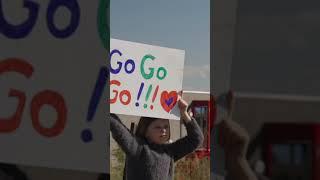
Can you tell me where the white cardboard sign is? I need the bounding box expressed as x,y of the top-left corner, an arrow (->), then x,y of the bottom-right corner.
0,0 -> 108,173
110,39 -> 185,120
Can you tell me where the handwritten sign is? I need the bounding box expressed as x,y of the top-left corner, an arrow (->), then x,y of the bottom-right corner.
110,39 -> 185,120
0,0 -> 109,173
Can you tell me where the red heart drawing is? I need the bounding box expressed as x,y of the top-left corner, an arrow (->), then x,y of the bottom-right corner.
160,91 -> 178,113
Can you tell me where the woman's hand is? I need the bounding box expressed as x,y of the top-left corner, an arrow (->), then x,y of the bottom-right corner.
218,119 -> 257,180
215,90 -> 258,180
177,92 -> 192,123
217,119 -> 249,160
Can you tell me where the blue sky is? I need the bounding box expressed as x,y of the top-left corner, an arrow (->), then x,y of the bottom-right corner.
111,0 -> 210,91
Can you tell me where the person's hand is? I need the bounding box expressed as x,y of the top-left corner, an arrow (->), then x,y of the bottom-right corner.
217,119 -> 250,160
177,91 -> 192,123
217,119 -> 257,180
216,90 -> 249,159
218,119 -> 258,180
215,90 -> 258,180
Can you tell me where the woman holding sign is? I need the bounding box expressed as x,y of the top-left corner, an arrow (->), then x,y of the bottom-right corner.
109,95 -> 204,180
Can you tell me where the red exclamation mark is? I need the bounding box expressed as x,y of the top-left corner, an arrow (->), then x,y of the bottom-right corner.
150,85 -> 159,110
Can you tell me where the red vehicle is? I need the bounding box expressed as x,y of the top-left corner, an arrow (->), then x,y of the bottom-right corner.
262,123 -> 319,180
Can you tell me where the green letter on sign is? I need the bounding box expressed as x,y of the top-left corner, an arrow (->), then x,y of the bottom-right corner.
140,54 -> 155,79
156,67 -> 167,80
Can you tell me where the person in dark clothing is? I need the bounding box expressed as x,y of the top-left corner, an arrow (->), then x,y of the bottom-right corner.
0,163 -> 29,180
109,96 -> 204,180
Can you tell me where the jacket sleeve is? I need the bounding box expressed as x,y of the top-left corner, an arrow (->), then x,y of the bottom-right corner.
166,118 -> 204,161
109,113 -> 141,157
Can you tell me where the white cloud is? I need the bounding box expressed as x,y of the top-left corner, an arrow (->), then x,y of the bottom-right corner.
183,64 -> 210,79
